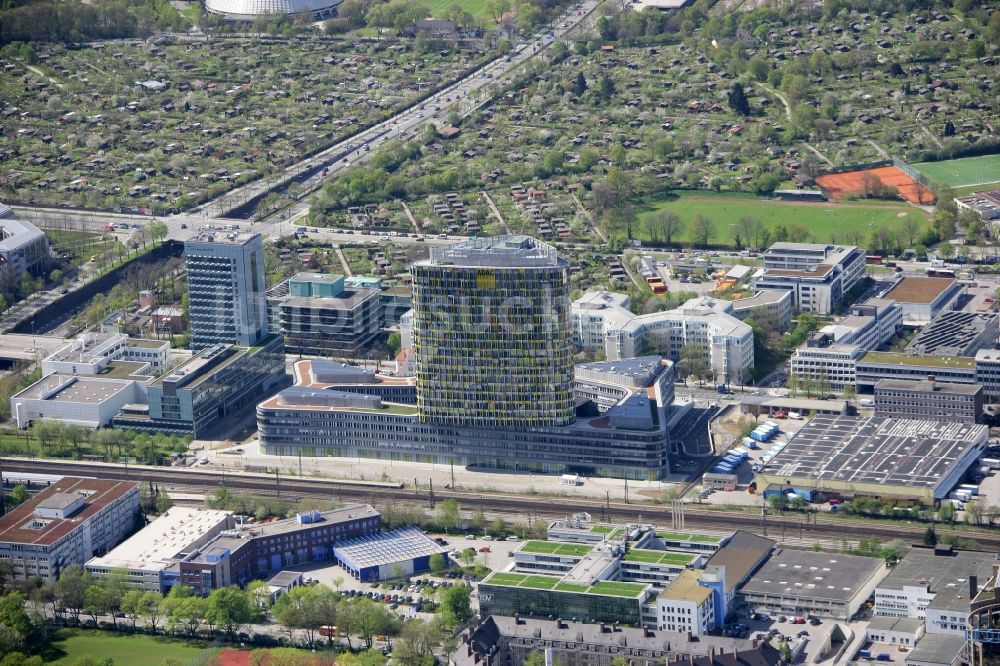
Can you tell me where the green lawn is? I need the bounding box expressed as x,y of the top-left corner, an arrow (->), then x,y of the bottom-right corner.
632,193 -> 929,248
484,572 -> 646,597
622,549 -> 697,566
44,629 -> 214,666
424,0 -> 492,21
656,531 -> 722,544
521,541 -> 592,557
588,581 -> 648,598
913,155 -> 1000,188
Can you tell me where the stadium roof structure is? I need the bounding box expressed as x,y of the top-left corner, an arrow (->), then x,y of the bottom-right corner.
333,527 -> 447,570
205,0 -> 343,20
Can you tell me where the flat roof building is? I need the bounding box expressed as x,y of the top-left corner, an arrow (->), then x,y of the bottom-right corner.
905,311 -> 998,357
0,477 -> 139,582
266,272 -> 382,357
41,333 -> 171,377
332,527 -> 450,582
857,352 -> 977,392
0,202 -> 49,279
86,507 -> 233,592
740,548 -> 888,620
790,343 -> 864,392
876,546 -> 994,636
730,289 -> 793,333
755,415 -> 987,503
186,231 -> 267,351
753,242 -> 866,314
11,373 -> 149,429
904,634 -> 966,666
882,277 -> 964,324
875,378 -> 985,424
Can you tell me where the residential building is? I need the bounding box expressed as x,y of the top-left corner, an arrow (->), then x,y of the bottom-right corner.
905,311 -> 998,357
882,277 -> 964,324
0,202 -> 49,279
86,508 -> 233,592
753,242 -> 866,314
0,478 -> 139,582
411,236 -> 575,428
40,333 -> 171,377
875,546 -> 994,636
874,378 -> 985,423
856,352 -> 977,393
116,334 -> 285,437
451,616 -> 784,666
266,272 -> 382,356
185,231 -> 267,350
177,505 -> 381,594
740,549 -> 888,620
755,415 -> 987,504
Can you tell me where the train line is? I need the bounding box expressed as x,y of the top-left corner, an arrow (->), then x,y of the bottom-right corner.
4,457 -> 999,551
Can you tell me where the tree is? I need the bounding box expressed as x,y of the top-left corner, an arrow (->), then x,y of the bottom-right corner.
394,620 -> 439,666
691,214 -> 715,248
901,216 -> 922,248
350,599 -> 393,649
649,211 -> 683,247
0,591 -> 32,639
440,584 -> 472,627
966,499 -> 984,526
571,72 -> 587,96
83,584 -> 108,625
274,586 -> 322,647
524,653 -> 546,666
148,221 -> 168,244
8,484 -> 29,506
429,553 -> 447,574
163,585 -> 205,636
136,591 -> 165,632
56,565 -> 91,621
727,82 -> 751,116
923,526 -> 938,546
938,502 -> 956,524
120,589 -> 144,630
387,332 -> 402,357
438,499 -> 460,533
679,343 -> 709,385
596,73 -> 615,102
206,587 -> 255,638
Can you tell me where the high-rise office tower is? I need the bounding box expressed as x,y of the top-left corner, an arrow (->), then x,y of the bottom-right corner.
185,231 -> 267,350
411,235 -> 574,428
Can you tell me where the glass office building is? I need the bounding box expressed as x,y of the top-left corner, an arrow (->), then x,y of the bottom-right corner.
411,236 -> 574,428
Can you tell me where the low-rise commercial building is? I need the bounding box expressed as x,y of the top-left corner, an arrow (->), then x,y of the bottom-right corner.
177,505 -> 380,594
116,334 -> 285,437
753,242 -> 866,314
905,311 -> 999,357
0,202 -> 49,280
974,348 -> 1000,401
41,333 -> 171,377
856,352 -> 977,393
874,378 -> 985,424
740,548 -> 888,620
86,507 -> 233,592
656,569 -> 717,635
332,527 -> 449,581
882,277 -> 964,324
755,415 -> 987,504
266,272 -> 382,356
0,477 -> 139,582
790,343 -> 864,392
875,546 -> 993,636
815,298 -> 902,351
866,616 -> 925,648
11,371 -> 150,429
702,531 -> 775,620
905,634 -> 967,666
729,290 -> 793,333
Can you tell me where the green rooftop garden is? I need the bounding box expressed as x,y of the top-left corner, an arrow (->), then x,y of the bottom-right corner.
861,351 -> 975,369
622,550 -> 698,566
482,572 -> 646,598
520,541 -> 593,557
589,525 -> 616,534
655,531 -> 723,544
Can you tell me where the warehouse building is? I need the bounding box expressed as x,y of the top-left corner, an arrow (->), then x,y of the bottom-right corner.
882,277 -> 964,324
86,507 -> 233,592
874,378 -> 985,424
703,530 -> 776,620
332,527 -> 449,582
875,546 -> 994,636
0,478 -> 139,582
906,311 -> 998,357
740,548 -> 888,620
754,415 -> 987,504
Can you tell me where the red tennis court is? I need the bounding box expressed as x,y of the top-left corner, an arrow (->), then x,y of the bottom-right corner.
816,166 -> 932,204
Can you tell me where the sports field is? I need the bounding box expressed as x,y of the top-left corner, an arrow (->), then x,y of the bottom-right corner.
425,0 -> 491,20
634,194 -> 929,247
815,166 -> 930,204
913,155 -> 1000,188
44,629 -> 213,666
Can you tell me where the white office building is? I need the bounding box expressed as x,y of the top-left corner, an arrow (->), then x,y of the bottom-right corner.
655,569 -> 717,635
753,242 -> 866,314
186,231 -> 268,350
86,507 -> 233,592
41,333 -> 170,377
0,202 -> 49,279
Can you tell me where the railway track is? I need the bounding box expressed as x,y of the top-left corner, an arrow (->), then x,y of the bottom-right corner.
5,457 -> 999,551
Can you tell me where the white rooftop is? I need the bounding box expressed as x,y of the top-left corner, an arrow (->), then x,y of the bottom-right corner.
87,507 -> 231,571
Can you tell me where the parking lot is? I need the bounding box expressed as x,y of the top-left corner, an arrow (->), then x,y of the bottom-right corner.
736,611 -> 872,665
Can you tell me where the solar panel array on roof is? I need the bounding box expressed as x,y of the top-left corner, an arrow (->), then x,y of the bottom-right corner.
333,527 -> 448,570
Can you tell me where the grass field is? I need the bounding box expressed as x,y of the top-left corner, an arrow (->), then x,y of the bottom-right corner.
44,629 -> 214,666
913,155 -> 1000,188
632,193 -> 929,248
425,0 -> 492,20
521,541 -> 593,557
622,549 -> 697,565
